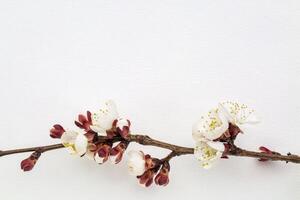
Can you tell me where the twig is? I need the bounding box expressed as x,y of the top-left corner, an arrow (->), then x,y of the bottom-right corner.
0,134 -> 299,164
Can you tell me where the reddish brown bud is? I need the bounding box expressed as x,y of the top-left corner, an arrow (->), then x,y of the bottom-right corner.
258,146 -> 274,162
155,162 -> 170,186
75,111 -> 93,131
118,126 -> 130,139
144,154 -> 160,170
110,141 -> 128,164
138,169 -> 156,187
20,151 -> 41,172
50,124 -> 65,138
95,144 -> 111,164
106,128 -> 117,139
115,118 -> 131,139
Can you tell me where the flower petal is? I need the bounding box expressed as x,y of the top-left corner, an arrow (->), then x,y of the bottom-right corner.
91,100 -> 119,133
194,141 -> 223,169
127,151 -> 146,176
218,101 -> 260,126
192,108 -> 229,141
74,134 -> 88,156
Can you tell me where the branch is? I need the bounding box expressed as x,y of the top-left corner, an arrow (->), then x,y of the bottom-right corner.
0,134 -> 299,164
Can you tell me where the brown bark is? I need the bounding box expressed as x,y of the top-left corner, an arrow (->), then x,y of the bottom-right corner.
0,134 -> 299,164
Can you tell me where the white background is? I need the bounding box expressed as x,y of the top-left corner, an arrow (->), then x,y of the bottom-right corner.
0,1 -> 299,199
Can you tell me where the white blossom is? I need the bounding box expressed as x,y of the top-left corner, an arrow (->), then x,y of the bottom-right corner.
90,100 -> 119,134
127,150 -> 146,176
218,101 -> 260,130
61,131 -> 88,156
194,140 -> 225,169
192,108 -> 229,141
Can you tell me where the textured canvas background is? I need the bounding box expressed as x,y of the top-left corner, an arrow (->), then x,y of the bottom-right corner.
0,1 -> 299,199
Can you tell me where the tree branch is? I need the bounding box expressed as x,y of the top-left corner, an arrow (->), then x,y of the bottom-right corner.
0,134 -> 299,164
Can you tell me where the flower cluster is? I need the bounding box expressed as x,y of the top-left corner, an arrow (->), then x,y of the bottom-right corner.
127,151 -> 170,187
20,100 -> 132,172
55,100 -> 131,164
192,101 -> 260,169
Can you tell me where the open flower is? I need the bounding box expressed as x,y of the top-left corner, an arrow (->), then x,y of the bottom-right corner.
90,100 -> 119,134
20,151 -> 41,172
192,108 -> 229,141
61,131 -> 88,156
218,101 -> 260,131
194,140 -> 225,169
127,150 -> 146,176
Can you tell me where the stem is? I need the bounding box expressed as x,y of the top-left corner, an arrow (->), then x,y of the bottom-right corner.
0,134 -> 299,164
0,144 -> 64,157
229,147 -> 300,163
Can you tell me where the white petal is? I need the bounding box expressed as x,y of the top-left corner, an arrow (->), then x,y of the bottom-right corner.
194,141 -> 223,169
92,100 -> 119,132
206,141 -> 225,152
61,131 -> 78,154
127,151 -> 146,176
74,134 -> 88,156
218,103 -> 235,123
84,149 -> 95,160
219,101 -> 260,126
61,131 -> 78,144
193,108 -> 229,141
89,125 -> 107,135
116,118 -> 129,129
94,154 -> 106,164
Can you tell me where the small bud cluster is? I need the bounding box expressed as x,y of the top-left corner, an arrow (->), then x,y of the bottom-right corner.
127,151 -> 170,187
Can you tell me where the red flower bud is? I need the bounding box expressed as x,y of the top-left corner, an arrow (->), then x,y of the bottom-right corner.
106,128 -> 118,139
110,141 -> 128,164
138,169 -> 156,187
115,118 -> 131,139
20,151 -> 41,172
155,162 -> 170,186
258,146 -> 279,162
144,154 -> 160,170
94,144 -> 111,164
50,124 -> 65,138
75,111 -> 93,131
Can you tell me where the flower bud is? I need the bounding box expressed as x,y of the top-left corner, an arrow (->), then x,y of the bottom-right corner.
155,162 -> 170,186
115,118 -> 131,139
75,111 -> 93,131
110,141 -> 128,164
50,124 -> 65,139
258,146 -> 276,162
144,154 -> 160,170
20,151 -> 41,172
138,169 -> 156,187
94,144 -> 111,164
127,150 -> 146,176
